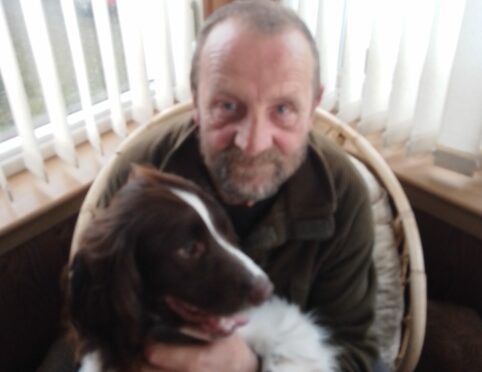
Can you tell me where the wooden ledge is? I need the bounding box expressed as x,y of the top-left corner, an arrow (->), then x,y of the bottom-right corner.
370,137 -> 482,240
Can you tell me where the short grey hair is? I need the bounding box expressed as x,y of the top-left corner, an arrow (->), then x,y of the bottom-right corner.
190,0 -> 321,98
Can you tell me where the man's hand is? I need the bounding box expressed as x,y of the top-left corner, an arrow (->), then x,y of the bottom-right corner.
142,333 -> 259,372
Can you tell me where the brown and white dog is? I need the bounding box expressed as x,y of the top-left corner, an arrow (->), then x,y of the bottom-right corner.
66,166 -> 338,372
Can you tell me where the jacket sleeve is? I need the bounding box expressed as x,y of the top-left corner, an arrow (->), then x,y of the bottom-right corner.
306,151 -> 378,371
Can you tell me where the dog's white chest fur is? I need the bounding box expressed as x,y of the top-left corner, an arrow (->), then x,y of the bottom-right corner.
238,297 -> 338,372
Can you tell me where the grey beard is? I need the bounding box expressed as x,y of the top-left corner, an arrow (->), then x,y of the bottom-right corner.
202,144 -> 307,205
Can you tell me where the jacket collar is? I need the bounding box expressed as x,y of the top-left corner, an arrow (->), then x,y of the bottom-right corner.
162,122 -> 337,255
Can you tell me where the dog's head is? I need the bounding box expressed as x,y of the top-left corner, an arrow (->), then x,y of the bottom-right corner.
66,165 -> 272,371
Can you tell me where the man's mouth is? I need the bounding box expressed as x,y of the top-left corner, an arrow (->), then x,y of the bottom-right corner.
164,296 -> 249,340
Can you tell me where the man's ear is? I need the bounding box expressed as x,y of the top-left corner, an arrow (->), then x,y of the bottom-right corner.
313,84 -> 324,110
192,90 -> 200,126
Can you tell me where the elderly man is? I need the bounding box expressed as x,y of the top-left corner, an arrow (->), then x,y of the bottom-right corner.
49,1 -> 377,371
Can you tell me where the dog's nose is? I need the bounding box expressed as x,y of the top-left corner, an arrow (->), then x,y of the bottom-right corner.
249,275 -> 273,305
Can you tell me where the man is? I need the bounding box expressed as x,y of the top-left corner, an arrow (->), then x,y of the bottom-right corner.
96,1 -> 377,371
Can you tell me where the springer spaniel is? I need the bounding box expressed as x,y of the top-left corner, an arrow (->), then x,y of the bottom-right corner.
66,166 -> 338,372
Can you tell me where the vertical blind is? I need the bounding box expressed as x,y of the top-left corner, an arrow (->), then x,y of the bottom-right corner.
91,0 -> 127,139
19,0 -> 79,168
0,0 -> 481,201
0,0 -> 201,199
0,0 -> 47,184
287,0 -> 482,176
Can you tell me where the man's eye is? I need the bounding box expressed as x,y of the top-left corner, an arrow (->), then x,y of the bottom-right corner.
211,100 -> 243,124
221,101 -> 237,111
272,103 -> 297,128
276,104 -> 289,114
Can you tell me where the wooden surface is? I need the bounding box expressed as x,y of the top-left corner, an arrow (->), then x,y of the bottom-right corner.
365,134 -> 482,240
0,123 -> 135,255
0,214 -> 76,372
415,208 -> 482,313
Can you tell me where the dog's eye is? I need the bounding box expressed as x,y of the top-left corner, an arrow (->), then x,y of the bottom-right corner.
176,242 -> 205,260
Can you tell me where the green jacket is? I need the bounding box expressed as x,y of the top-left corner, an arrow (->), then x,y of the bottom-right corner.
100,118 -> 378,371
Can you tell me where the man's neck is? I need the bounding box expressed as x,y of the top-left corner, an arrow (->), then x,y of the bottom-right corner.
222,194 -> 278,238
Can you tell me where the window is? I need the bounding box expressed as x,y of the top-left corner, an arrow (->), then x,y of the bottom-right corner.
0,0 -> 128,142
283,0 -> 482,176
0,0 -> 480,213
0,0 -> 201,185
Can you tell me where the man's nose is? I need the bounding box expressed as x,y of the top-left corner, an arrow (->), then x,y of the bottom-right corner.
234,114 -> 273,156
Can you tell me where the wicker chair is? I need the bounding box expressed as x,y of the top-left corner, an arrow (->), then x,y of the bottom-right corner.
70,102 -> 427,372
312,109 -> 427,372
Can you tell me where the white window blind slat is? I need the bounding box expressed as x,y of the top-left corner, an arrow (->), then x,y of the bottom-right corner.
0,1 -> 47,182
192,0 -> 204,34
298,0 -> 318,35
60,0 -> 103,156
315,0 -> 345,112
19,0 -> 78,167
141,0 -> 174,111
166,1 -> 195,103
434,0 -> 482,176
407,0 -> 466,155
384,0 -> 437,146
337,0 -> 374,123
0,166 -> 12,201
91,0 -> 127,138
117,0 -> 153,124
281,0 -> 298,12
358,0 -> 402,134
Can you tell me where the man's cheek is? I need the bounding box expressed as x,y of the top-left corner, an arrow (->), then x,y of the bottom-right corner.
272,135 -> 300,155
206,128 -> 237,151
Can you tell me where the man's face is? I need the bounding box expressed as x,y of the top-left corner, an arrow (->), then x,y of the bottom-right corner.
194,21 -> 321,205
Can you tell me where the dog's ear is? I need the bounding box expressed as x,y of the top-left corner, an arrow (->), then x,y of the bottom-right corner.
131,167 -> 238,244
66,210 -> 145,370
126,164 -> 208,205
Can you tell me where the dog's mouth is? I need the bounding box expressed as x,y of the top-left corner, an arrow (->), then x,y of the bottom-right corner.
165,295 -> 248,340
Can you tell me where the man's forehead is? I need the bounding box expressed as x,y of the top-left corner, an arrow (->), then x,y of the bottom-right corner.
199,21 -> 313,87
209,75 -> 305,104
203,19 -> 243,53
201,19 -> 311,63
